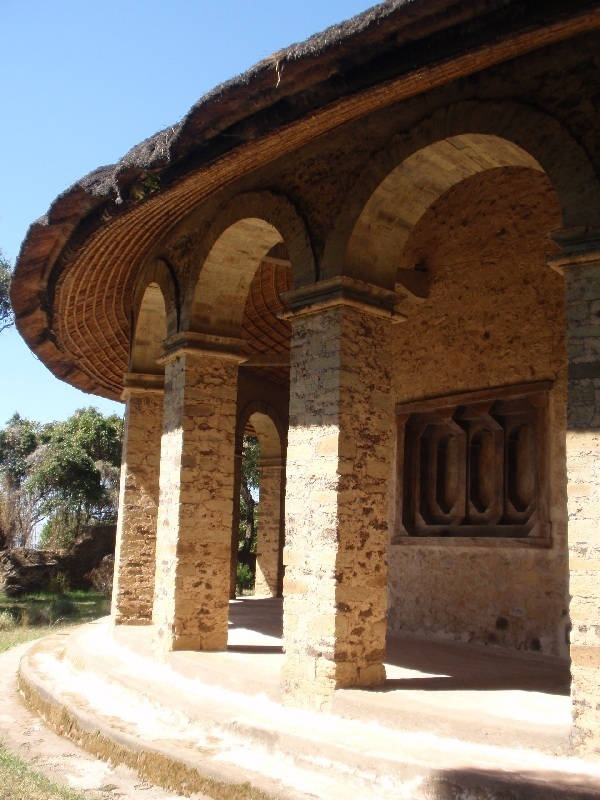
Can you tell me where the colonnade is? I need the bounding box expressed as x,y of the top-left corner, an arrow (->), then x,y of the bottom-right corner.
112,279 -> 398,707
112,235 -> 600,748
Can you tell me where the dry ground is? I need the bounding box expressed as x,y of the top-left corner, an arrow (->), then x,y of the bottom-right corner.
0,591 -> 211,800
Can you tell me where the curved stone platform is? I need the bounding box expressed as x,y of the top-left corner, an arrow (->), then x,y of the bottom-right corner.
17,599 -> 600,799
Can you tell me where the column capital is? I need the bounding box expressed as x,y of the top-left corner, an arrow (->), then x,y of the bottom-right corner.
547,226 -> 600,274
121,372 -> 164,400
158,331 -> 246,365
279,276 -> 407,323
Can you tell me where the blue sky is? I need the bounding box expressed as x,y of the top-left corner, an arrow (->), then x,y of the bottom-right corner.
0,0 -> 373,425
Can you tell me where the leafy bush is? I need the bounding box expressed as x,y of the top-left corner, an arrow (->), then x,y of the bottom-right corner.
39,512 -> 78,551
0,407 -> 123,549
236,563 -> 255,595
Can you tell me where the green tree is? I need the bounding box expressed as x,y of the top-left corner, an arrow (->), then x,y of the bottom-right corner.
0,415 -> 48,547
0,250 -> 13,333
0,414 -> 46,491
0,408 -> 123,550
32,408 -> 123,548
238,435 -> 259,567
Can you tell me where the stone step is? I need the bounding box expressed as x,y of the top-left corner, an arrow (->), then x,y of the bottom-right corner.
17,620 -> 600,800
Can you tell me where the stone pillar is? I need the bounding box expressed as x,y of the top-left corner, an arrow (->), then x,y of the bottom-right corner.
550,229 -> 600,759
229,448 -> 243,598
280,277 -> 401,708
111,374 -> 164,626
152,333 -> 241,659
254,456 -> 285,597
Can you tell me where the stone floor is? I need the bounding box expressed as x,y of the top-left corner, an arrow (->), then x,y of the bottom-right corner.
14,597 -> 600,799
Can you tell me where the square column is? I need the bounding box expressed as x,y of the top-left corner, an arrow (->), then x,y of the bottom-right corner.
111,374 -> 164,625
254,457 -> 285,597
152,334 -> 241,659
280,278 -> 401,708
550,230 -> 600,759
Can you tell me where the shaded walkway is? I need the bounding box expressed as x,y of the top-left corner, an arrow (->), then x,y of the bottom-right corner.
232,595 -> 570,693
227,597 -> 571,744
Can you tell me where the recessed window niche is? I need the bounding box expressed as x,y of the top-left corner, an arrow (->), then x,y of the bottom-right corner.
395,382 -> 551,543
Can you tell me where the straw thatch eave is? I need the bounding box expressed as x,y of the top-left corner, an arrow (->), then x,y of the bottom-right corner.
11,0 -> 600,400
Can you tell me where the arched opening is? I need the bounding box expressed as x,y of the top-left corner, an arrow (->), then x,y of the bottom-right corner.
130,281 -> 167,374
347,135 -> 568,671
234,249 -> 291,604
232,401 -> 287,599
187,213 -> 293,598
345,134 -> 544,287
112,279 -> 168,627
189,218 -> 289,339
168,206 -> 295,649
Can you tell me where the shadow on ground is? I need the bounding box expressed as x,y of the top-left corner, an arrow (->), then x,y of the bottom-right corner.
425,767 -> 600,799
227,596 -> 571,695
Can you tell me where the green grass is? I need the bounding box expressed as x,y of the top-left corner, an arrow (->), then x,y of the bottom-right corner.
0,589 -> 110,653
0,588 -> 111,800
0,745 -> 91,800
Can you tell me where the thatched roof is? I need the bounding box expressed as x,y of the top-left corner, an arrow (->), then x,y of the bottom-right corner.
11,0 -> 600,399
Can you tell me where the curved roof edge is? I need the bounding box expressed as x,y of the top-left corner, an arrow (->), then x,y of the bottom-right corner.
11,0 -> 600,399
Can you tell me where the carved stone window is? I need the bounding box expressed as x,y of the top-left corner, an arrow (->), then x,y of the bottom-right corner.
397,383 -> 550,539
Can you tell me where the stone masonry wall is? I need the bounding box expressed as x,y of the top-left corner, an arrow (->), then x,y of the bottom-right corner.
388,168 -> 569,657
153,352 -> 238,658
254,463 -> 284,597
283,306 -> 392,708
112,391 -> 163,625
564,262 -> 600,757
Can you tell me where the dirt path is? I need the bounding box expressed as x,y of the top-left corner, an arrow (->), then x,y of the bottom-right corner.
0,640 -> 209,800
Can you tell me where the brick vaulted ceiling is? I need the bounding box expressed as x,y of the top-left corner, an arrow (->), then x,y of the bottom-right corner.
10,0 -> 600,400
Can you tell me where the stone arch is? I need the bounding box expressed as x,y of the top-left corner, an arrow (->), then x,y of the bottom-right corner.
322,101 -> 600,285
183,192 -> 315,335
236,399 -> 286,598
130,260 -> 179,374
236,398 -> 287,458
113,260 -> 175,628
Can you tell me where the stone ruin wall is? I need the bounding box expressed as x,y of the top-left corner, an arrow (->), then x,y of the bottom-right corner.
387,167 -> 570,656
